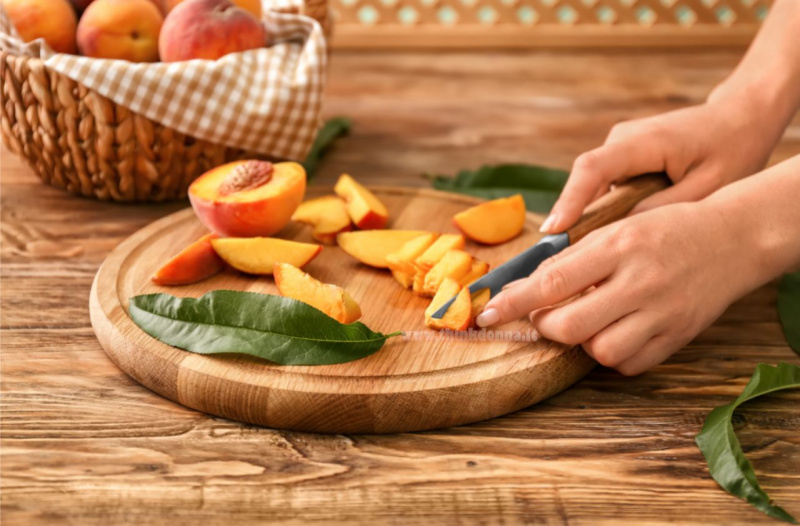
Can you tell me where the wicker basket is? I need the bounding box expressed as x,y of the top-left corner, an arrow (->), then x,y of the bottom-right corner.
331,0 -> 771,48
0,0 -> 331,202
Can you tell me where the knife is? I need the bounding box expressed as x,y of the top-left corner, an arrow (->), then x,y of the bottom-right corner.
430,172 -> 671,319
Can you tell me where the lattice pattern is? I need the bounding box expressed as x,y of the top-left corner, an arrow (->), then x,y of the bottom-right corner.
332,0 -> 773,47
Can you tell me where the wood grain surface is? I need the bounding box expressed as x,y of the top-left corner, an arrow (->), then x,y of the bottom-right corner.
91,187 -> 595,433
3,50 -> 800,524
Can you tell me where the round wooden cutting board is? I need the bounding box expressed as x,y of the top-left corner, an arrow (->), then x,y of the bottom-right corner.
90,187 -> 595,433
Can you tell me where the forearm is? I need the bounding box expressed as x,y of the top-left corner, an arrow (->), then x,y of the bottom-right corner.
705,154 -> 800,283
708,0 -> 800,131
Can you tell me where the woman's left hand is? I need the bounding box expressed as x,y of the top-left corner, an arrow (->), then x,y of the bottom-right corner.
475,201 -> 763,375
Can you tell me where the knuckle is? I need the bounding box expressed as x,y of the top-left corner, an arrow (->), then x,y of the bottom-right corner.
547,312 -> 584,345
585,338 -> 620,368
572,150 -> 604,174
537,267 -> 569,300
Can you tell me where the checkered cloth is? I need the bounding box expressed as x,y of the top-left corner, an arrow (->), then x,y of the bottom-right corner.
0,0 -> 327,160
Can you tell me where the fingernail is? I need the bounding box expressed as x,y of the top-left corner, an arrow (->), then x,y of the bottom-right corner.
539,214 -> 557,233
476,308 -> 500,328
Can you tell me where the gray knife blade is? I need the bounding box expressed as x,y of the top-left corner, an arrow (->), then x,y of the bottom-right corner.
430,233 -> 569,319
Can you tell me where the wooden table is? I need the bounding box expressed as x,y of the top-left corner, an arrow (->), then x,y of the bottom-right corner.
2,50 -> 799,525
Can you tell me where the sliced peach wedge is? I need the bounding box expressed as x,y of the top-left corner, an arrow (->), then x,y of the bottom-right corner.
210,237 -> 321,275
424,278 -> 472,331
338,230 -> 432,268
411,233 -> 465,295
291,195 -> 352,244
274,263 -> 362,324
470,288 -> 492,320
422,249 -> 473,297
453,194 -> 526,245
189,160 -> 306,238
151,233 -> 225,286
385,232 -> 440,289
459,259 -> 490,287
334,174 -> 389,230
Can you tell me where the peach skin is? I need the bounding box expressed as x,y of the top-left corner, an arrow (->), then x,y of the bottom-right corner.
158,0 -> 265,62
77,0 -> 163,62
162,0 -> 261,18
2,0 -> 77,54
151,233 -> 225,286
189,161 -> 306,238
334,174 -> 390,230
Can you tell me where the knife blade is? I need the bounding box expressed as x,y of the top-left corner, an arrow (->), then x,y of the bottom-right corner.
430,172 -> 671,320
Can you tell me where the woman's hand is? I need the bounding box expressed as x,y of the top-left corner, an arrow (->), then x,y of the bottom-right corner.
477,200 -> 766,376
539,95 -> 785,234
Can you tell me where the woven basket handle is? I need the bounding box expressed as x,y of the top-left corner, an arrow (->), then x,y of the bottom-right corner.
300,0 -> 331,36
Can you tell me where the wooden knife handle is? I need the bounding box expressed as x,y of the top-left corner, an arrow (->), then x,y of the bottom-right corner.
565,172 -> 671,243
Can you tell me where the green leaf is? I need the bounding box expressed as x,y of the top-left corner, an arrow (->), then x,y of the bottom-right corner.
778,272 -> 800,355
129,290 -> 400,366
302,117 -> 352,179
696,362 -> 800,523
426,163 -> 569,213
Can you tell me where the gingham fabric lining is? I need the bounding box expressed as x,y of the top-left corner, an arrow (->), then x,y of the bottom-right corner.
0,0 -> 326,160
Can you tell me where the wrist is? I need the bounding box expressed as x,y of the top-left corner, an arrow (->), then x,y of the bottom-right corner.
707,80 -> 796,144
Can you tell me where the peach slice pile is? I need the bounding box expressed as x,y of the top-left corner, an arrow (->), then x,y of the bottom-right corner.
290,174 -> 390,245
274,263 -> 361,324
453,194 -> 526,245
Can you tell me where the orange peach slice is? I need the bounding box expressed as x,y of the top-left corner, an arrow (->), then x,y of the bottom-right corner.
337,230 -> 431,268
274,263 -> 361,324
470,288 -> 492,321
458,259 -> 490,287
453,194 -> 526,245
189,161 -> 306,238
386,233 -> 440,288
334,174 -> 389,230
424,278 -> 472,331
422,250 -> 473,297
413,234 -> 465,273
210,237 -> 321,275
151,233 -> 224,286
291,196 -> 352,245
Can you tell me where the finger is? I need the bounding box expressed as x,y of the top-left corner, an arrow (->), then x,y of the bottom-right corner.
528,280 -> 637,345
477,244 -> 617,327
502,278 -> 528,291
613,334 -> 688,376
630,168 -> 720,215
581,310 -> 666,367
544,139 -> 668,234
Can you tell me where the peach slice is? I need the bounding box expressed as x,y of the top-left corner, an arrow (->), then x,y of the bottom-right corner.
189,161 -> 306,238
453,194 -> 526,245
334,174 -> 389,230
413,234 -> 466,273
386,233 -> 440,288
422,250 -> 473,297
151,233 -> 224,286
210,237 -> 321,275
424,278 -> 472,331
291,196 -> 352,245
337,230 -> 432,268
458,259 -> 490,287
470,288 -> 492,320
274,263 -> 361,324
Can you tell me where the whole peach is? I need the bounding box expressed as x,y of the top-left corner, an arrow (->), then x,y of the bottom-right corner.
162,0 -> 261,19
2,0 -> 77,54
77,0 -> 163,62
71,0 -> 162,13
159,0 -> 265,62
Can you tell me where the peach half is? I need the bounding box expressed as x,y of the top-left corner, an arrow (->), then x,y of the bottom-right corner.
210,237 -> 321,275
386,232 -> 439,289
274,263 -> 361,324
337,230 -> 432,268
334,174 -> 389,230
151,233 -> 225,286
291,196 -> 352,245
453,194 -> 526,245
424,278 -> 472,331
189,161 -> 306,238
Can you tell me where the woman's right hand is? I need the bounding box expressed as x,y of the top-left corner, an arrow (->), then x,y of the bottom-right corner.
540,93 -> 786,234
